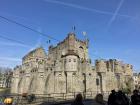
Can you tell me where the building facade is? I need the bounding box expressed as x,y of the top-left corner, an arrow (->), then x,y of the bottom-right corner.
133,73 -> 140,90
11,32 -> 134,95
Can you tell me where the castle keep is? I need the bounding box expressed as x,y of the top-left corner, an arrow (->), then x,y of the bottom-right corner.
11,32 -> 134,95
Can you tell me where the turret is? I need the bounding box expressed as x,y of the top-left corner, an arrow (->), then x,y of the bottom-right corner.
114,61 -> 123,74
62,50 -> 79,72
67,32 -> 76,51
95,59 -> 107,73
123,64 -> 133,76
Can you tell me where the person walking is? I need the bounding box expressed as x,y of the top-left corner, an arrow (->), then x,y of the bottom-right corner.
131,89 -> 140,105
108,90 -> 117,105
116,90 -> 129,105
71,93 -> 84,105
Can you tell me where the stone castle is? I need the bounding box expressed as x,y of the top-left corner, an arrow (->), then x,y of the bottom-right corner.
11,32 -> 134,95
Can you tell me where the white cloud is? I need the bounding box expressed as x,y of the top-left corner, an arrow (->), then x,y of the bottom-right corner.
0,41 -> 31,48
108,0 -> 125,27
1,12 -> 39,27
0,57 -> 22,68
43,0 -> 133,18
0,56 -> 21,62
27,27 -> 43,52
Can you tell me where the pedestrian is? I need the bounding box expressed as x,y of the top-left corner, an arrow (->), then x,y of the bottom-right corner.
0,96 -> 3,105
116,90 -> 129,105
108,90 -> 117,105
71,93 -> 84,105
131,89 -> 140,105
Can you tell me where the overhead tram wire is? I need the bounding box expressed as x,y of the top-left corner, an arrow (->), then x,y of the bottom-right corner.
0,15 -> 102,60
0,34 -> 51,60
0,34 -> 31,47
0,15 -> 60,42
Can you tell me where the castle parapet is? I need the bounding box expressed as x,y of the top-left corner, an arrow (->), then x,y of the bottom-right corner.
123,64 -> 133,76
114,61 -> 123,74
95,59 -> 107,73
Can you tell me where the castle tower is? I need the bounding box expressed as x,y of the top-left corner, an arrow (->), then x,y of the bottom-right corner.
95,59 -> 107,93
123,64 -> 133,76
114,60 -> 124,90
123,64 -> 134,91
11,66 -> 21,94
61,50 -> 79,93
67,32 -> 76,51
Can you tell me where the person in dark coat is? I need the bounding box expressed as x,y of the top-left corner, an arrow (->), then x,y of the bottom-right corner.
108,90 -> 117,105
115,90 -> 129,105
131,89 -> 140,105
71,93 -> 84,105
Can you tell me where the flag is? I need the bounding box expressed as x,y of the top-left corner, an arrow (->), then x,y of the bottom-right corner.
46,40 -> 51,44
72,26 -> 76,31
49,40 -> 51,43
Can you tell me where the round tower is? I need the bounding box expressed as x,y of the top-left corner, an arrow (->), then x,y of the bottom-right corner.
61,50 -> 79,72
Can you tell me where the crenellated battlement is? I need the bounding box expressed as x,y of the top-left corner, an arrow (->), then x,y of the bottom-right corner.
95,59 -> 133,76
95,59 -> 107,73
123,64 -> 133,76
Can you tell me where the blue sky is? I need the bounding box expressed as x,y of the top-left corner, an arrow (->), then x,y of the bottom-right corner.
0,0 -> 140,72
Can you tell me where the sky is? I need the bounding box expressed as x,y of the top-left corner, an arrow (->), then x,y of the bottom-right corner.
0,0 -> 140,72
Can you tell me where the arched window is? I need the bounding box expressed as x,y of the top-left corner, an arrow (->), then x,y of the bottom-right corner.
79,46 -> 83,49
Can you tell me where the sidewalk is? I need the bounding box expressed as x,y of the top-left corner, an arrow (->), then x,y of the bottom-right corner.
40,99 -> 107,105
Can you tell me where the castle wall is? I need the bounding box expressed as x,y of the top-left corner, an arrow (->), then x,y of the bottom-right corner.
11,33 -> 134,96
